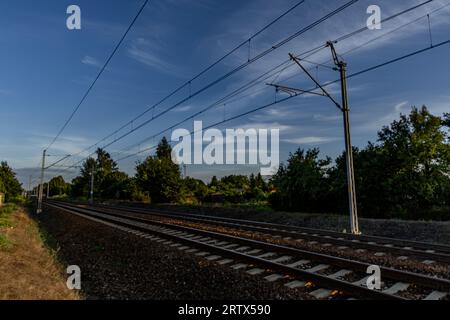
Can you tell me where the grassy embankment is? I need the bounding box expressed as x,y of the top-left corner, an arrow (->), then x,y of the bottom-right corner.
0,203 -> 79,300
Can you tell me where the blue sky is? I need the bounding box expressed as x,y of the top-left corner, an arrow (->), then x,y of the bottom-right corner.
1,0 -> 449,187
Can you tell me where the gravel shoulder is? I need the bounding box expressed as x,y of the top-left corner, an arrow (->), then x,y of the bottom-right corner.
37,206 -> 316,300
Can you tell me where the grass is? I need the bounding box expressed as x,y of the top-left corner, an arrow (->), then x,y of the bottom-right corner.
0,233 -> 12,250
0,203 -> 17,215
0,205 -> 80,299
0,203 -> 17,249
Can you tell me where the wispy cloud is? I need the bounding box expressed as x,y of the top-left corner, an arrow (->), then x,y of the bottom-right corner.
394,101 -> 409,112
174,105 -> 193,112
127,38 -> 175,74
283,136 -> 341,145
81,55 -> 101,67
354,96 -> 450,136
313,114 -> 341,122
206,0 -> 450,89
249,106 -> 301,122
239,121 -> 293,132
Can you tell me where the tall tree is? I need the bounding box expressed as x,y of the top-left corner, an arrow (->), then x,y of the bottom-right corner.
375,106 -> 450,217
269,149 -> 331,212
71,149 -> 131,200
71,157 -> 95,198
48,176 -> 70,196
135,138 -> 182,203
0,161 -> 22,201
156,137 -> 172,160
327,106 -> 450,219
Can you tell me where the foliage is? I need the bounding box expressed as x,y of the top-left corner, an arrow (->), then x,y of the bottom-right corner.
270,106 -> 450,220
156,136 -> 172,159
181,177 -> 209,203
269,148 -> 331,212
0,203 -> 17,228
135,138 -> 182,203
100,171 -> 134,200
71,148 -> 131,200
61,106 -> 450,221
0,161 -> 22,201
47,176 -> 71,197
204,174 -> 269,203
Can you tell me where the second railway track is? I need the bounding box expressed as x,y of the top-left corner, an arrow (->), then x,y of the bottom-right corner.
45,200 -> 450,300
83,202 -> 450,265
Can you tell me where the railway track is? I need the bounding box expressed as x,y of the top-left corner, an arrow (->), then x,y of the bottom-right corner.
45,200 -> 450,300
87,202 -> 450,265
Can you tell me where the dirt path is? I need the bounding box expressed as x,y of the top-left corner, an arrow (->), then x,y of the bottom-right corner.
0,205 -> 79,300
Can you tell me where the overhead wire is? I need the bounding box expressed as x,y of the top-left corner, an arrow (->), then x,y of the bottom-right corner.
45,0 -> 446,181
45,0 -> 151,151
45,0 -> 359,170
47,0 -> 309,166
115,36 -> 450,163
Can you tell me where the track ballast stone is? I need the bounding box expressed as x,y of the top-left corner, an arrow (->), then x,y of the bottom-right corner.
36,207 -> 316,300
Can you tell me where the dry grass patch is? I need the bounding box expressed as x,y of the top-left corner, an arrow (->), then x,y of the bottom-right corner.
0,205 -> 80,300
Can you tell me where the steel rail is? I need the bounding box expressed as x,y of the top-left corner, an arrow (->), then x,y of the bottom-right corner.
81,202 -> 450,262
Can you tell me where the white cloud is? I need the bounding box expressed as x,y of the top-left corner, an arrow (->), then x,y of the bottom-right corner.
354,96 -> 450,136
81,55 -> 101,67
394,101 -> 409,112
238,121 -> 293,132
174,105 -> 193,112
127,38 -> 176,75
206,0 -> 450,89
283,136 -> 341,145
313,114 -> 341,122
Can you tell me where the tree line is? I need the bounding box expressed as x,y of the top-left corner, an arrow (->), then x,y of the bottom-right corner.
64,137 -> 271,206
49,106 -> 449,220
270,106 -> 450,220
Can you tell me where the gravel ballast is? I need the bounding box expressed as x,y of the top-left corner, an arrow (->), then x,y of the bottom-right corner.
111,203 -> 450,245
36,207 -> 317,300
151,216 -> 450,279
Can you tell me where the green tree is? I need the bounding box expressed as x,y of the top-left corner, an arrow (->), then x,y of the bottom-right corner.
375,106 -> 450,218
101,171 -> 133,200
156,136 -> 172,159
94,148 -> 119,196
209,176 -> 219,190
247,173 -> 268,200
71,157 -> 95,198
269,148 -> 331,212
182,177 -> 209,202
329,106 -> 450,219
135,138 -> 182,203
48,176 -> 70,197
70,176 -> 86,198
0,161 -> 22,201
71,149 -> 131,200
